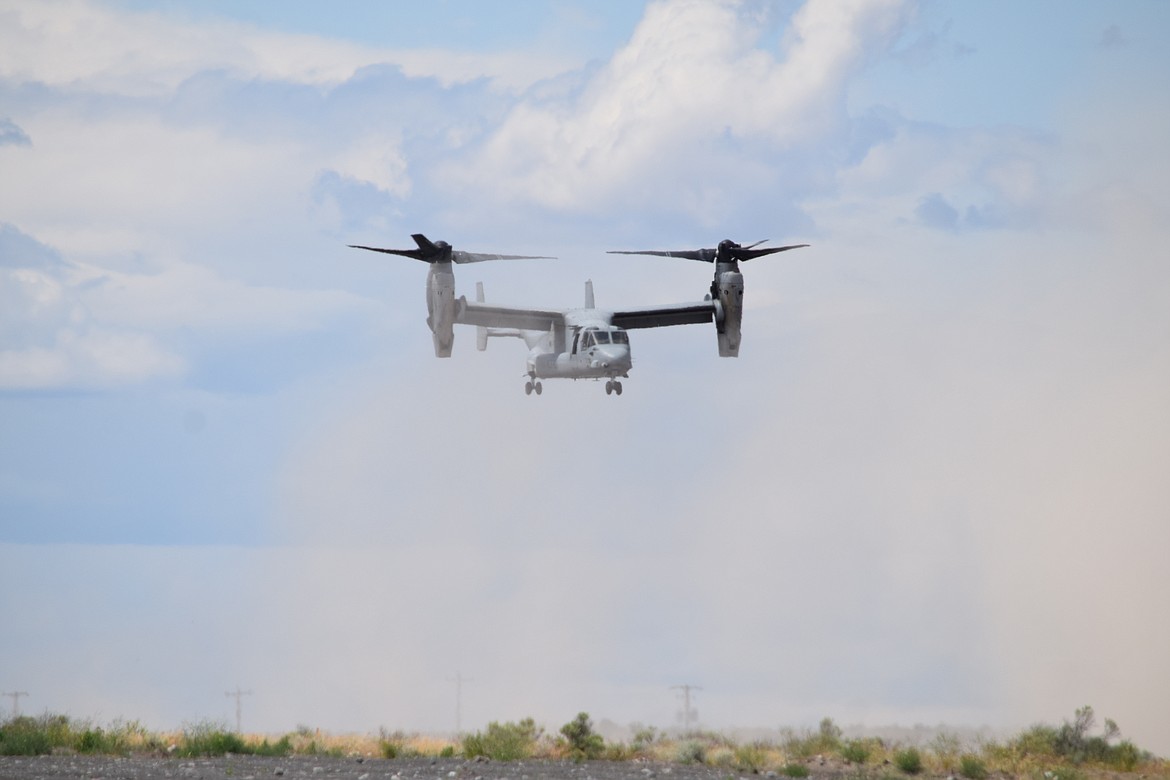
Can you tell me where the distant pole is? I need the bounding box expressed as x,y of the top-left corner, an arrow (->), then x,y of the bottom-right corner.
224,686 -> 253,733
671,684 -> 701,732
2,691 -> 29,718
446,672 -> 473,734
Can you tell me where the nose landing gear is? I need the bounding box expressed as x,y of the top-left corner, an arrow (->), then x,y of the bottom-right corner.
604,380 -> 623,396
524,379 -> 543,396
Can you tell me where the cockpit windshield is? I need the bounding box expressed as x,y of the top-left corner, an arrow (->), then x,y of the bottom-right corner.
578,328 -> 628,349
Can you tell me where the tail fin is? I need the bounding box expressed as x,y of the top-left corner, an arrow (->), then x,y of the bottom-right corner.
585,279 -> 595,309
475,282 -> 488,351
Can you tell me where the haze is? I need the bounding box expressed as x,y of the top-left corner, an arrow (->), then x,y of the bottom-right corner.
1,0 -> 1167,756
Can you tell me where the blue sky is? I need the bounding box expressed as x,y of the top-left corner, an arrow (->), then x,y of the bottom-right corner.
2,0 -> 1169,754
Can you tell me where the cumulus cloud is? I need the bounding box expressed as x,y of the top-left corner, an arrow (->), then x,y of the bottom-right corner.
441,0 -> 912,222
0,224 -> 374,390
0,225 -> 184,389
0,0 -> 579,96
0,117 -> 30,146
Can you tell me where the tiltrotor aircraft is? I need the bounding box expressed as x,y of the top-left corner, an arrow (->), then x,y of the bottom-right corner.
348,234 -> 808,395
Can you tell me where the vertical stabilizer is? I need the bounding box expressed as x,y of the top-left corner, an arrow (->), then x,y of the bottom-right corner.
584,279 -> 595,309
475,281 -> 488,351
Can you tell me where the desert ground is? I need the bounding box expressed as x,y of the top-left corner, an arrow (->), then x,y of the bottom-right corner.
0,755 -> 740,780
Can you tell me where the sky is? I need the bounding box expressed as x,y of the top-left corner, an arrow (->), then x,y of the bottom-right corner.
1,0 -> 1168,755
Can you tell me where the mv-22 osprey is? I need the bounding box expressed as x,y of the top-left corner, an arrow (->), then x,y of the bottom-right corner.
348,234 -> 808,395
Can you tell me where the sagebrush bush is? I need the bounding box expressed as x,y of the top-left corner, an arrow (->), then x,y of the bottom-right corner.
782,717 -> 843,759
895,747 -> 923,774
0,716 -> 58,756
676,740 -> 706,764
461,718 -> 540,761
734,742 -> 770,772
960,753 -> 988,779
841,738 -> 873,764
177,720 -> 247,757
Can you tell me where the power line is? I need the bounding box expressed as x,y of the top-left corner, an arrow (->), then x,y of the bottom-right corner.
673,682 -> 697,734
224,686 -> 253,733
446,672 -> 473,734
2,691 -> 29,718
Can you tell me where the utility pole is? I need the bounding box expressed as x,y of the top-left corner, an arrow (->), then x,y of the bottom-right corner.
446,672 -> 472,734
224,686 -> 253,733
671,684 -> 701,732
2,691 -> 29,718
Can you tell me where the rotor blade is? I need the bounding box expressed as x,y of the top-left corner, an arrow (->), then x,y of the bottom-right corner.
410,233 -> 440,253
451,250 -> 556,264
734,243 -> 810,261
742,239 -> 769,249
347,244 -> 429,261
606,249 -> 712,262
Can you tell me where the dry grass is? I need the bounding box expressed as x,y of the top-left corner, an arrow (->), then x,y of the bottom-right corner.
4,712 -> 1167,779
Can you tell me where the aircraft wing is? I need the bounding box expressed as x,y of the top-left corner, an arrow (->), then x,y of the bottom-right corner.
610,300 -> 716,330
456,299 -> 564,332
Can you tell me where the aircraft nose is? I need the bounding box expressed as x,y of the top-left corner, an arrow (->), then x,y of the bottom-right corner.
595,345 -> 631,371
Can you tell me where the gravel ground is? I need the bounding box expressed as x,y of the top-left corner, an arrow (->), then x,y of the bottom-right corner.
0,756 -> 744,780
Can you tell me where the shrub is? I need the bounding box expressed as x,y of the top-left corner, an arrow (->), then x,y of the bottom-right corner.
840,739 -> 872,764
631,724 -> 658,747
560,713 -> 604,761
176,720 -> 247,757
734,742 -> 770,772
782,717 -> 843,759
959,754 -> 988,779
931,731 -> 964,771
461,718 -> 540,761
894,747 -> 923,774
783,763 -> 810,777
677,740 -> 706,765
603,742 -> 635,761
0,716 -> 56,756
252,736 -> 293,757
1014,725 -> 1059,758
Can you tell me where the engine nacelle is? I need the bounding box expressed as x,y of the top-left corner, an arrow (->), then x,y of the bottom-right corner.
712,269 -> 743,357
426,262 -> 457,357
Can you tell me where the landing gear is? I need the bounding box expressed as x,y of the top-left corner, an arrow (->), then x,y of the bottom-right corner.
604,380 -> 623,396
524,379 -> 543,396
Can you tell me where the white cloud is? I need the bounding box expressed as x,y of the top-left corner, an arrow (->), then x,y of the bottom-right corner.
0,0 -> 579,97
0,227 -> 376,390
0,324 -> 184,390
442,0 -> 912,218
0,114 -> 310,254
326,135 -> 412,197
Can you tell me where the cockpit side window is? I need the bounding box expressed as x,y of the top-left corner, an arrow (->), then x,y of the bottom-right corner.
612,330 -> 629,345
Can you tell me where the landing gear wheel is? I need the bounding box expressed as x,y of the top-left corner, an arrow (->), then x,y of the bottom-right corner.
534,381 -> 543,395
525,381 -> 534,395
605,380 -> 613,395
614,381 -> 623,395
